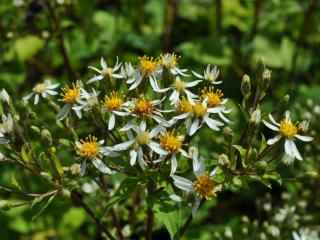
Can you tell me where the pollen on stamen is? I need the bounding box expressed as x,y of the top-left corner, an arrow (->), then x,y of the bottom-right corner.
201,87 -> 223,108
139,55 -> 158,76
159,131 -> 182,153
76,135 -> 99,159
193,103 -> 207,118
280,120 -> 298,138
176,98 -> 193,114
60,83 -> 80,104
104,91 -> 123,111
193,173 -> 216,200
159,53 -> 180,69
132,96 -> 153,117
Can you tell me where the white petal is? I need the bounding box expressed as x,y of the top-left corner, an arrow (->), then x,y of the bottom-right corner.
80,160 -> 87,176
192,157 -> 200,173
149,141 -> 168,155
284,139 -> 293,155
295,134 -> 313,142
129,76 -> 142,90
100,57 -> 107,69
191,71 -> 204,79
203,116 -> 221,131
170,155 -> 177,176
172,175 -> 193,191
173,112 -> 191,120
34,94 -> 39,105
130,149 -> 137,165
269,114 -> 280,126
192,197 -> 201,217
185,80 -> 202,87
88,66 -> 101,73
169,194 -> 183,202
169,90 -> 180,102
263,120 -> 279,131
92,159 -> 113,174
189,118 -> 200,136
87,75 -> 104,84
108,113 -> 115,130
150,124 -> 163,138
267,135 -> 282,145
113,140 -> 135,151
290,139 -> 302,160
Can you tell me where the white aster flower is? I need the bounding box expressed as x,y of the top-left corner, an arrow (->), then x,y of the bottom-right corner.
151,76 -> 200,105
155,131 -> 189,175
0,114 -> 14,142
72,88 -> 99,118
23,79 -> 59,105
121,95 -> 169,131
76,135 -> 118,175
102,91 -> 130,130
158,53 -> 189,76
112,122 -> 167,167
173,100 -> 224,136
87,57 -> 122,84
121,62 -> 137,84
128,55 -> 161,90
192,64 -> 221,84
263,111 -> 313,160
171,158 -> 221,217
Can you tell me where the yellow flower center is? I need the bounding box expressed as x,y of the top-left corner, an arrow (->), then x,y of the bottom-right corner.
133,96 -> 153,117
280,120 -> 298,138
33,83 -> 46,93
159,53 -> 180,68
173,78 -> 186,92
60,83 -> 79,104
193,103 -> 207,118
201,87 -> 223,108
76,135 -> 99,159
136,131 -> 151,145
193,173 -> 216,200
104,92 -> 123,111
176,98 -> 193,114
159,131 -> 181,153
139,55 -> 158,76
101,67 -> 113,78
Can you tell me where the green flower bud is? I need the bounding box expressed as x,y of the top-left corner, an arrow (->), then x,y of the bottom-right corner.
40,171 -> 52,181
232,177 -> 242,187
41,129 -> 52,146
60,189 -> 71,199
250,108 -> 261,125
223,127 -> 233,143
218,154 -> 230,167
276,95 -> 290,117
31,126 -> 41,134
0,200 -> 12,210
241,74 -> 251,99
241,215 -> 250,223
241,227 -> 248,235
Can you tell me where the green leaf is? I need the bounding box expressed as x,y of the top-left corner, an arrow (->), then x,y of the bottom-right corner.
51,154 -> 64,176
32,193 -> 57,220
10,173 -> 21,190
58,208 -> 86,236
233,145 -> 247,167
263,172 -> 282,186
21,145 -> 30,163
148,194 -> 181,240
104,177 -> 141,214
14,35 -> 44,62
259,134 -> 267,154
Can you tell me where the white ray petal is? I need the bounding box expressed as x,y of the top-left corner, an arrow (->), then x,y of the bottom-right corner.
263,120 -> 279,131
267,135 -> 282,145
289,139 -> 302,160
295,134 -> 313,142
92,159 -> 113,174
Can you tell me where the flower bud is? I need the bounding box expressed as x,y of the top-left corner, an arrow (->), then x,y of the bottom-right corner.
232,177 -> 242,187
0,200 -> 12,210
250,108 -> 261,125
241,227 -> 248,235
70,164 -> 81,175
188,146 -> 199,159
241,215 -> 250,223
223,127 -> 233,143
40,171 -> 52,181
297,171 -> 318,181
306,98 -> 313,108
218,154 -> 230,167
241,74 -> 251,99
298,120 -> 310,133
60,189 -> 71,199
31,126 -> 41,134
41,129 -> 52,146
276,94 -> 289,117
313,105 -> 320,115
0,89 -> 11,105
261,69 -> 271,89
224,227 -> 233,239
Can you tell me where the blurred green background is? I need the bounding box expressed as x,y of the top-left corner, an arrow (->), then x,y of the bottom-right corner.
0,0 -> 319,239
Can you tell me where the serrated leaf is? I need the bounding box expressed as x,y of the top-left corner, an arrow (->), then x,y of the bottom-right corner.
11,174 -> 21,190
104,177 -> 141,214
148,194 -> 181,240
21,145 -> 30,163
32,193 -> 57,220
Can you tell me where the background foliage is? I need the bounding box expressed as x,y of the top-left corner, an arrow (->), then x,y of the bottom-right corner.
0,0 -> 319,239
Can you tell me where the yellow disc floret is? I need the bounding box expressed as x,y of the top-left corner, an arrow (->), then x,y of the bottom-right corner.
201,87 -> 223,108
104,91 -> 123,111
139,55 -> 158,76
193,103 -> 207,118
136,131 -> 151,145
132,96 -> 153,117
76,135 -> 99,159
280,120 -> 298,138
193,173 -> 216,200
159,131 -> 182,153
33,83 -> 46,93
176,98 -> 193,114
60,83 -> 80,104
173,78 -> 186,92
